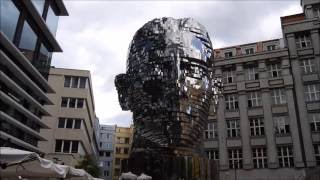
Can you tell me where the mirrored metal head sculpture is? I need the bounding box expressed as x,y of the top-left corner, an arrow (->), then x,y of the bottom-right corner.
115,17 -> 219,155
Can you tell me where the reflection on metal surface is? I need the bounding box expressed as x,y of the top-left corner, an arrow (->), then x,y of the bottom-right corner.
115,17 -> 222,155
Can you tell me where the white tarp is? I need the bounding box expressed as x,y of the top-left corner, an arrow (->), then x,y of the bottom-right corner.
137,173 -> 152,180
0,147 -> 102,180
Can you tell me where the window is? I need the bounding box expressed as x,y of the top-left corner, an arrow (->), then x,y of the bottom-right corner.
225,94 -> 238,110
223,69 -> 235,84
224,51 -> 233,58
246,66 -> 259,80
296,34 -> 312,48
71,141 -> 79,153
300,59 -> 316,74
66,119 -> 73,129
125,138 -> 130,144
267,45 -> 276,51
304,84 -> 320,102
19,21 -> 38,61
250,117 -> 265,136
58,118 -> 65,128
46,4 -> 59,35
124,148 -> 129,154
64,76 -> 87,88
116,147 -> 121,154
61,97 -> 85,108
274,116 -> 290,134
314,144 -> 320,165
55,140 -> 80,153
252,147 -> 267,168
114,168 -> 120,176
277,146 -> 294,167
99,152 -> 104,157
105,151 -> 111,157
74,119 -> 81,129
0,0 -> 20,41
206,149 -> 219,160
55,140 -> 62,152
227,119 -> 240,138
245,48 -> 254,55
204,122 -> 217,139
248,91 -> 262,107
58,118 -> 82,129
61,98 -> 68,107
64,76 -> 71,87
229,149 -> 243,169
271,89 -> 286,105
309,113 -> 320,132
268,63 -> 281,78
115,158 -> 121,165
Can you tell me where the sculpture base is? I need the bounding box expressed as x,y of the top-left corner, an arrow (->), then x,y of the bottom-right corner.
122,150 -> 218,180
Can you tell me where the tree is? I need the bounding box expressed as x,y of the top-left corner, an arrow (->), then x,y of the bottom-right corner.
75,155 -> 100,178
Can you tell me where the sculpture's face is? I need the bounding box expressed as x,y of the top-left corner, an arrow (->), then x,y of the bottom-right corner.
116,18 -> 214,148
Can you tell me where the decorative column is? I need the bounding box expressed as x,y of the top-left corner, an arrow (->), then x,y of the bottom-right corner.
217,93 -> 228,170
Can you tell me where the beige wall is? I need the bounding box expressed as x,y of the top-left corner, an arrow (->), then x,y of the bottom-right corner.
39,68 -> 98,167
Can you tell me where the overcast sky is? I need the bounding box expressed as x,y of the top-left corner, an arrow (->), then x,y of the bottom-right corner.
52,0 -> 302,127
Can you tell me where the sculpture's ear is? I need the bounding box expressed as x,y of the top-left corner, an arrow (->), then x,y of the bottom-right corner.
115,73 -> 131,110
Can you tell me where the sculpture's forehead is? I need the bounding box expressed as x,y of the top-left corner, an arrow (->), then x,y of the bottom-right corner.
127,17 -> 213,70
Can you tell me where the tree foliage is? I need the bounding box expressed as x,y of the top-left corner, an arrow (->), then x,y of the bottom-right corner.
75,155 -> 100,178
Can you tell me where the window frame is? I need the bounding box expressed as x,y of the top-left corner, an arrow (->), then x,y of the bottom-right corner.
295,34 -> 312,49
250,117 -> 265,136
304,84 -> 320,102
225,94 -> 239,110
309,113 -> 320,132
300,58 -> 316,74
252,147 -> 268,168
228,149 -> 243,169
268,63 -> 281,78
271,89 -> 287,105
274,116 -> 290,135
204,122 -> 218,139
248,91 -> 262,108
277,146 -> 294,168
227,119 -> 241,138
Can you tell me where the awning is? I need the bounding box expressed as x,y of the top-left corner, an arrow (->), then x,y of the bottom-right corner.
0,147 -> 102,180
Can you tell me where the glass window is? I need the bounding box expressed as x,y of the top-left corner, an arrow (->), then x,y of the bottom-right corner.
71,141 -> 79,153
125,138 -> 130,144
46,5 -> 59,35
19,21 -> 38,61
66,119 -> 73,129
106,152 -> 111,157
35,44 -> 52,78
268,63 -> 281,78
309,113 -> 320,132
64,76 -> 71,87
304,84 -> 320,102
69,98 -> 76,108
63,140 -> 70,153
79,77 -> 87,88
206,149 -> 219,160
74,119 -> 81,129
227,119 -> 240,138
295,34 -> 312,48
277,146 -> 294,167
0,0 -> 20,41
225,94 -> 238,110
55,140 -> 62,152
31,0 -> 45,16
58,118 -> 65,128
99,151 -> 104,156
77,98 -> 84,108
252,147 -> 267,168
223,69 -> 235,84
274,116 -> 290,134
271,89 -> 287,105
250,117 -> 265,136
246,66 -> 259,80
204,122 -> 217,139
300,59 -> 316,74
248,91 -> 262,107
228,149 -> 242,169
61,97 -> 68,107
124,148 -> 129,154
72,77 -> 79,88
314,144 -> 320,165
224,51 -> 233,58
245,48 -> 254,54
267,45 -> 276,51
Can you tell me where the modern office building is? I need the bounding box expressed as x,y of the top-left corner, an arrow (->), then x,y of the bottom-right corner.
98,124 -> 116,180
204,0 -> 320,179
112,126 -> 133,180
38,67 -> 99,166
0,0 -> 67,153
